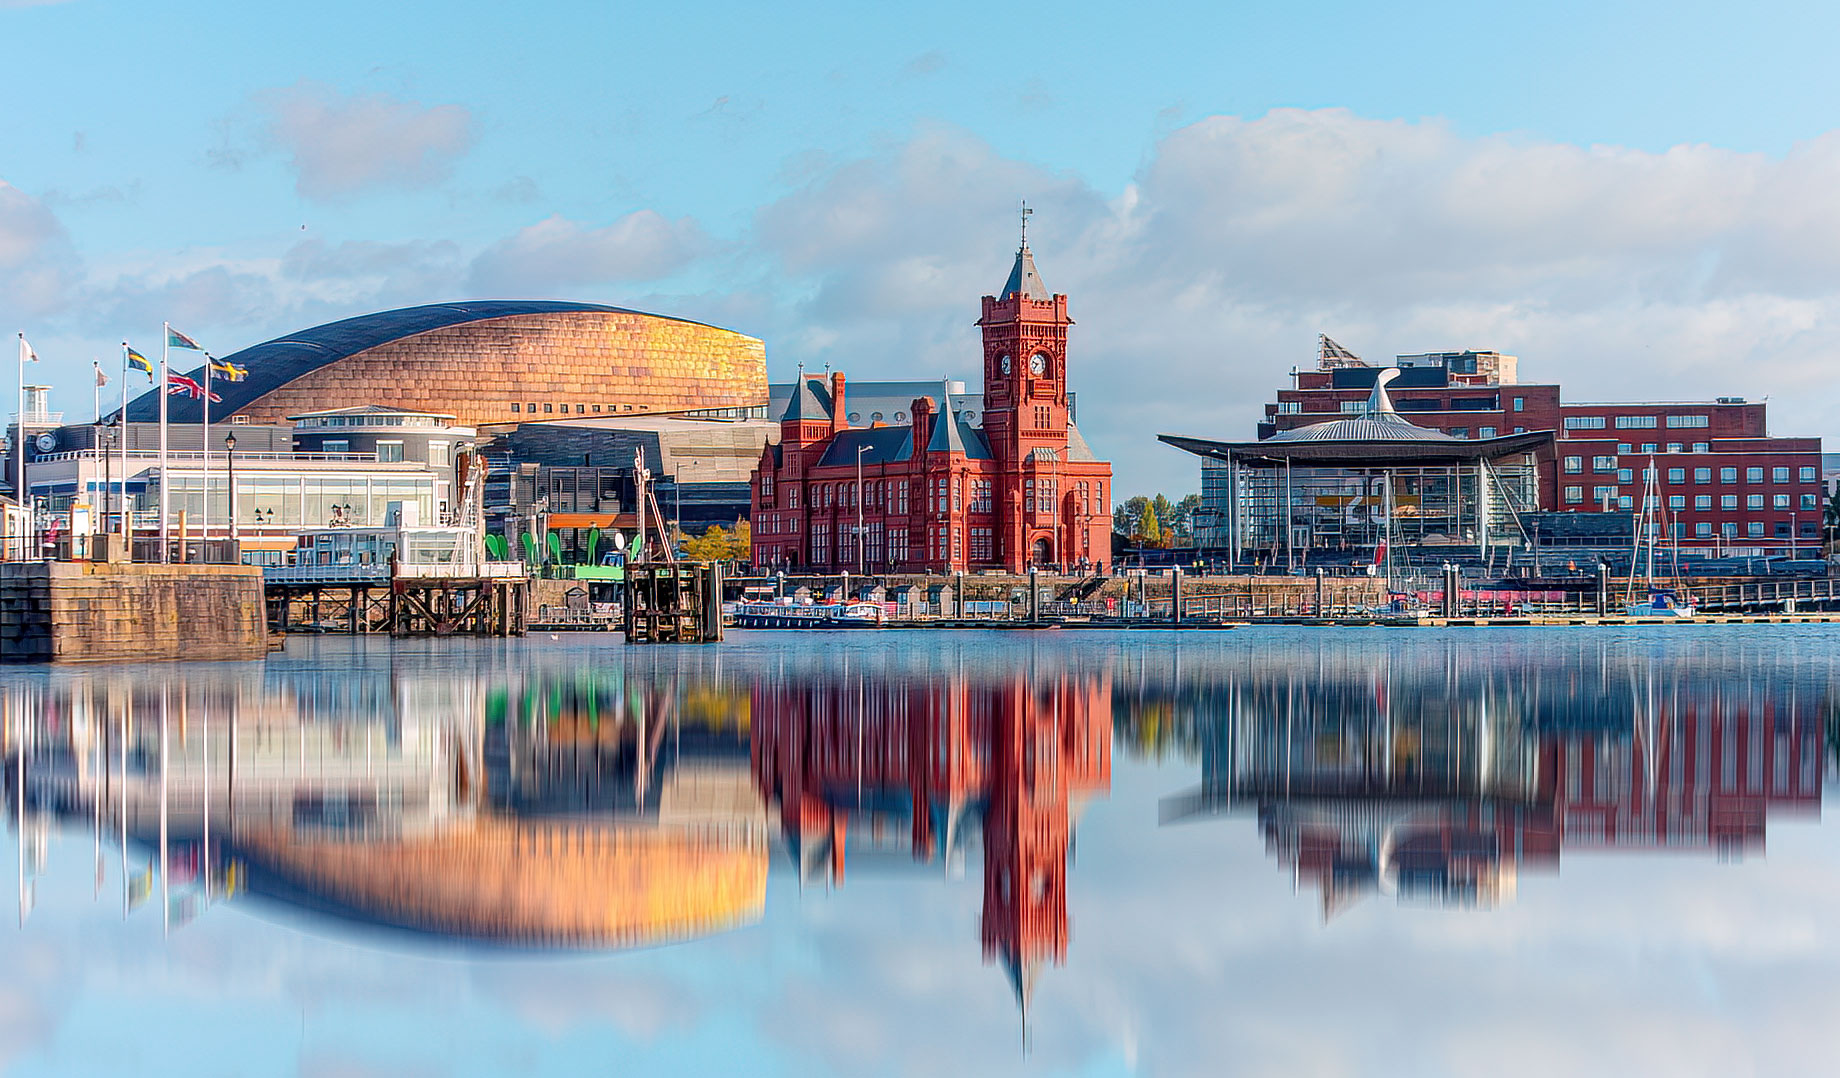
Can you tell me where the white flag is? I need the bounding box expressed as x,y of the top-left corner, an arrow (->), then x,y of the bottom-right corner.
18,335 -> 37,364
94,362 -> 108,387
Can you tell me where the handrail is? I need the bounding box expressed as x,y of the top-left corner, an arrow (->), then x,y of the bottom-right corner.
34,450 -> 386,464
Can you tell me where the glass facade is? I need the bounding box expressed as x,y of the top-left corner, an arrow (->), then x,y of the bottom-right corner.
1208,457 -> 1541,553
159,472 -> 435,527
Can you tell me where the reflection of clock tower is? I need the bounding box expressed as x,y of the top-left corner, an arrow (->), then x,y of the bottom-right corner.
980,207 -> 1073,567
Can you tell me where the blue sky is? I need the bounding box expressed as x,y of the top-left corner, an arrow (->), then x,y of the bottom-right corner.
6,0 -> 1840,493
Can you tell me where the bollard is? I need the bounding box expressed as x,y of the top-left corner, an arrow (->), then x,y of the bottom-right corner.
1171,566 -> 1183,624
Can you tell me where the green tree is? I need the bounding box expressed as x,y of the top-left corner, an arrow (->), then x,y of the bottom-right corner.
1140,502 -> 1164,546
1174,494 -> 1202,540
1113,495 -> 1148,536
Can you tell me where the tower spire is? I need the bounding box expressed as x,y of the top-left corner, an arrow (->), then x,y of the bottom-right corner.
1019,198 -> 1032,251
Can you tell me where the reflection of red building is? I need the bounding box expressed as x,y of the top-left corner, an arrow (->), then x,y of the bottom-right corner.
1176,691 -> 1823,917
751,667 -> 1111,1012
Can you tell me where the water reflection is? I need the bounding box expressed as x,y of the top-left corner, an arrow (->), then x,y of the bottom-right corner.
3,658 -> 767,947
1148,636 -> 1826,917
2,631 -> 1836,1035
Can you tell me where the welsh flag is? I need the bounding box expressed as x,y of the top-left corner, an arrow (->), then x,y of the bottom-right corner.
166,326 -> 202,351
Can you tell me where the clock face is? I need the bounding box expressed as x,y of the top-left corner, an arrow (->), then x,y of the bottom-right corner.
999,354 -> 1012,375
34,432 -> 55,453
1029,353 -> 1048,376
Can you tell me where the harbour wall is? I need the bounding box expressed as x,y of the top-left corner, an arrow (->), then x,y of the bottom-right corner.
0,562 -> 268,663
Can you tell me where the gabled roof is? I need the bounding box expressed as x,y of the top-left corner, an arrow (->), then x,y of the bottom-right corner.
779,377 -> 831,423
816,425 -> 914,468
1001,246 -> 1052,301
925,398 -> 994,460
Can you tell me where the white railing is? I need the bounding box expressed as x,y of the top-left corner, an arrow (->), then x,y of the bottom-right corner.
35,450 -> 384,464
264,560 -> 527,584
396,560 -> 527,579
264,564 -> 392,585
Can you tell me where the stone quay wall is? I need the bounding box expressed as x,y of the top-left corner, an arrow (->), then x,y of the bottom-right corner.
0,562 -> 268,663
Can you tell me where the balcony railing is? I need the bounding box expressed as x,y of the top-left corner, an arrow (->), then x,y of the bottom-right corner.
34,449 -> 385,464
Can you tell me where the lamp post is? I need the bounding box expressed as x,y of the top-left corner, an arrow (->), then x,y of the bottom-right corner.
224,432 -> 237,551
856,444 -> 869,575
1791,511 -> 1798,559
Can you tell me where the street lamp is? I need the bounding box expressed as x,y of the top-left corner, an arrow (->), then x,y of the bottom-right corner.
856,444 -> 869,575
224,432 -> 237,551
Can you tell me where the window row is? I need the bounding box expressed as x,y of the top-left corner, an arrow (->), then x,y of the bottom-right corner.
1561,487 -> 1818,512
1562,458 -> 1816,484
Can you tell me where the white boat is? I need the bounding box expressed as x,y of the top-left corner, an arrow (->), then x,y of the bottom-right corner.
730,599 -> 885,629
1625,588 -> 1697,619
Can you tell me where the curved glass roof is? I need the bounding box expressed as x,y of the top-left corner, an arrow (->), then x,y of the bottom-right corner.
1265,415 -> 1460,443
122,300 -> 726,424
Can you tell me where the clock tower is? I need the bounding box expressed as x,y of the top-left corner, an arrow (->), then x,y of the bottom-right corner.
979,210 -> 1072,466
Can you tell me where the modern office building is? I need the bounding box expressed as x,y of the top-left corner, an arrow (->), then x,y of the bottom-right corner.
1162,371 -> 1552,564
120,300 -> 768,431
23,407 -> 471,561
751,239 -> 1114,572
1183,336 -> 1822,557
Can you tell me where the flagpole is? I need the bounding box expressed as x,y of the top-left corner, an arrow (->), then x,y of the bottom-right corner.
200,357 -> 210,541
159,324 -> 169,563
15,333 -> 24,560
120,343 -> 130,545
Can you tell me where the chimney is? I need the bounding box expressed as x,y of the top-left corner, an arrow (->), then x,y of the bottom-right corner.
912,396 -> 934,453
830,371 -> 847,435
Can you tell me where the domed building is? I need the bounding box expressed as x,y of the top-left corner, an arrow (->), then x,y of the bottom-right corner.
123,300 -> 768,429
1161,369 -> 1553,561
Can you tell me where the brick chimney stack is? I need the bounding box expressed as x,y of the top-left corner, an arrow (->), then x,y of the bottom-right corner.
830,371 -> 848,435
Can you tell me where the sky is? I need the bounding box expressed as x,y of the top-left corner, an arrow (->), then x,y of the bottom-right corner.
7,0 -> 1840,494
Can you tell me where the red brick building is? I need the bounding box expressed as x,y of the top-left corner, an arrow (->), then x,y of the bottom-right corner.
750,242 -> 1114,572
1250,340 -> 1823,555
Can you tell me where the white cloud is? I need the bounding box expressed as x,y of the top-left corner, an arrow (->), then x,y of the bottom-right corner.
258,81 -> 475,203
0,179 -> 79,316
746,111 -> 1840,495
465,210 -> 709,295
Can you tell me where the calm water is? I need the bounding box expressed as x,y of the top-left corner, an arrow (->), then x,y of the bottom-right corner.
5,627 -> 1840,1077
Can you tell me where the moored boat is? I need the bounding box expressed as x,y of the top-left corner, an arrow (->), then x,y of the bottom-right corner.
729,599 -> 885,629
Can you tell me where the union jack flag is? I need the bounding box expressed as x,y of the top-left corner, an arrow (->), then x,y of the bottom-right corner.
167,372 -> 222,403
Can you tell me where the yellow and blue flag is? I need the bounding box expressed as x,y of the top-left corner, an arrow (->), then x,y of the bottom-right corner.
207,355 -> 248,382
126,345 -> 154,378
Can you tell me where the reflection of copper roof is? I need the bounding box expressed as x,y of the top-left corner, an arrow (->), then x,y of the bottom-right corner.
235,818 -> 765,947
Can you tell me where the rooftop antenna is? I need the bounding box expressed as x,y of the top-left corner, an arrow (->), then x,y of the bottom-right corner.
1019,198 -> 1032,250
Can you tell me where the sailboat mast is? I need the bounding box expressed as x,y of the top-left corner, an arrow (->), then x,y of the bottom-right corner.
1645,456 -> 1656,585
